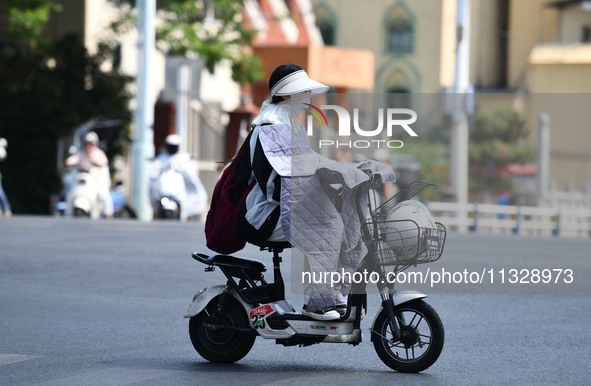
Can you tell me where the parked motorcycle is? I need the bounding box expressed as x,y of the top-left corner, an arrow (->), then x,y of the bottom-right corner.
184,179 -> 446,372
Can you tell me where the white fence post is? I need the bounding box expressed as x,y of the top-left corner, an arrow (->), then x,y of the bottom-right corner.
471,203 -> 478,233
553,210 -> 561,237
514,206 -> 522,235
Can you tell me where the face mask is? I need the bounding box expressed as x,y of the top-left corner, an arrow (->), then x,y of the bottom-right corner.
288,91 -> 312,132
289,91 -> 312,112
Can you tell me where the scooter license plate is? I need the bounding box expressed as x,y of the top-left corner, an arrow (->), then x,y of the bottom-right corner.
425,236 -> 440,251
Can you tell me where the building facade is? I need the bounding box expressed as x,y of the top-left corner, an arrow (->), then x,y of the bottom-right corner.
312,0 -> 591,196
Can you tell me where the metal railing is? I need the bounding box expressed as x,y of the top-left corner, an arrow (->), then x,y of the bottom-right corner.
187,101 -> 225,163
427,202 -> 591,238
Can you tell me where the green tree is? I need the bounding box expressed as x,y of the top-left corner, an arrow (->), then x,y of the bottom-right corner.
1,0 -> 262,214
396,139 -> 449,201
115,0 -> 263,85
2,0 -> 62,49
468,107 -> 534,195
0,1 -> 132,214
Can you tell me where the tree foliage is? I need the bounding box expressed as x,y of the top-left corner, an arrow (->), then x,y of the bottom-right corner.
115,0 -> 263,84
1,0 -> 263,214
2,0 -> 62,48
0,1 -> 132,214
468,107 -> 534,195
397,138 -> 449,201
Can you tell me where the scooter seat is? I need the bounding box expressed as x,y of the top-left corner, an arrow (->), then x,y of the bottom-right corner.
193,253 -> 266,271
250,241 -> 292,253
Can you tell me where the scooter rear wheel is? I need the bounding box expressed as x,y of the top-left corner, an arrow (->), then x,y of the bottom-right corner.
372,299 -> 444,373
189,295 -> 255,363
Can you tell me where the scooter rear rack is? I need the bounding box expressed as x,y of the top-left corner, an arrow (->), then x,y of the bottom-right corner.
193,242 -> 291,304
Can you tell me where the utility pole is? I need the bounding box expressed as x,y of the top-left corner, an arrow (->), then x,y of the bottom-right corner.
132,0 -> 156,221
176,64 -> 190,153
450,0 -> 470,232
537,113 -> 550,206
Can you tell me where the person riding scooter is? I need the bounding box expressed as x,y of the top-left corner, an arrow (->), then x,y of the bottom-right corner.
149,134 -> 208,221
235,64 -> 396,320
65,131 -> 114,219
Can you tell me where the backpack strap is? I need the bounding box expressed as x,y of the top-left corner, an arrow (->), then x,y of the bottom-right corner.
232,123 -> 274,204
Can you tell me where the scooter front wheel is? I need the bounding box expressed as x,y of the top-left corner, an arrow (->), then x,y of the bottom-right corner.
372,299 -> 444,373
189,294 -> 255,363
73,207 -> 90,217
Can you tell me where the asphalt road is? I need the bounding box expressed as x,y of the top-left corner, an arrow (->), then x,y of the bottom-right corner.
1,216 -> 590,385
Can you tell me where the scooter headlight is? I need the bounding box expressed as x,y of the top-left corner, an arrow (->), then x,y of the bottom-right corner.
160,197 -> 179,211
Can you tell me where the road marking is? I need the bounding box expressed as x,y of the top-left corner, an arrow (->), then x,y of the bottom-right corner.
0,354 -> 43,366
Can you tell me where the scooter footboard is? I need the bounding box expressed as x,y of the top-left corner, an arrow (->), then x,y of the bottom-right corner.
184,285 -> 252,318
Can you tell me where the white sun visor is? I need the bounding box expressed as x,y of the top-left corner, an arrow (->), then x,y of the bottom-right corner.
270,70 -> 329,96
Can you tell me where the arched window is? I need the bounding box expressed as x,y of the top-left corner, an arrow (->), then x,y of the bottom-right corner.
582,26 -> 591,43
384,3 -> 415,54
317,19 -> 335,45
314,3 -> 337,46
388,19 -> 413,53
387,87 -> 411,109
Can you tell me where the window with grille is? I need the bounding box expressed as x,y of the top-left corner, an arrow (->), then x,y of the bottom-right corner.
582,26 -> 591,43
388,19 -> 414,53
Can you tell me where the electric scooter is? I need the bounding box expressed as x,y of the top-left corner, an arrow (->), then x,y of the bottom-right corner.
154,167 -> 187,219
66,165 -> 102,219
153,165 -> 208,221
184,180 -> 446,373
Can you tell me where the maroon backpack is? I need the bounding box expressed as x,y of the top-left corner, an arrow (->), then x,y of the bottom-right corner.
205,122 -> 256,254
205,154 -> 256,254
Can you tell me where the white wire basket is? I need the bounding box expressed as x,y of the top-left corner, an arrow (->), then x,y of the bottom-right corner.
363,218 -> 446,266
362,181 -> 446,266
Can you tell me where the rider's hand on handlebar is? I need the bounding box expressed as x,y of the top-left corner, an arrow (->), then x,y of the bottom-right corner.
370,173 -> 383,189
